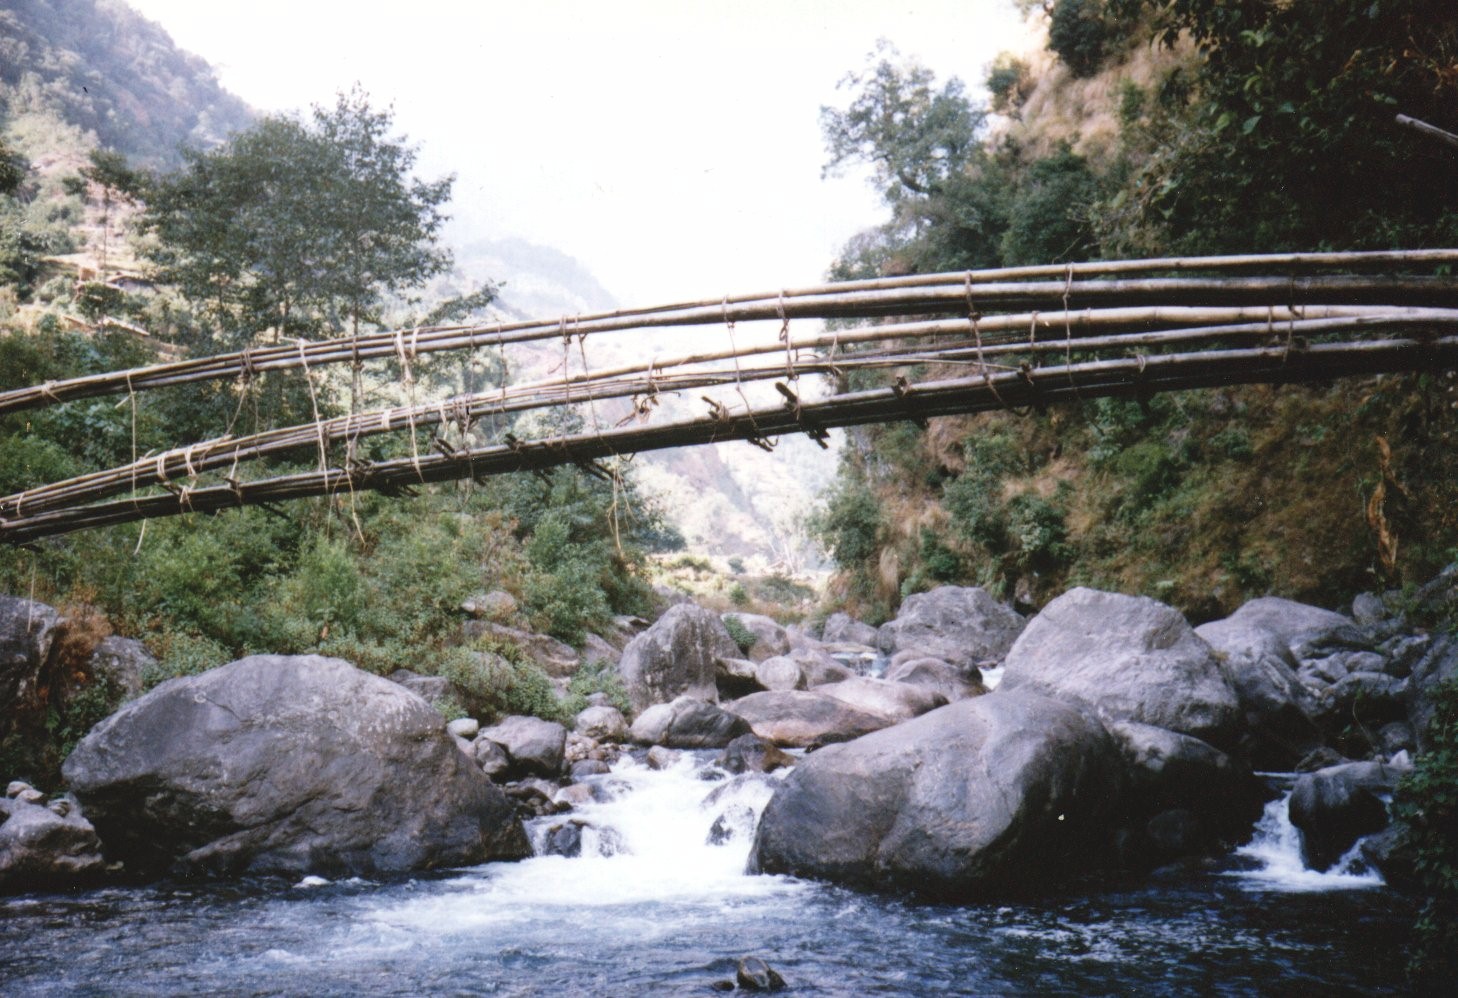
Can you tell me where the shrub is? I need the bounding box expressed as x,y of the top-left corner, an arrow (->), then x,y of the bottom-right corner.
1393,679 -> 1458,990
1048,0 -> 1113,78
437,643 -> 567,724
563,658 -> 631,716
729,582 -> 750,608
722,614 -> 756,655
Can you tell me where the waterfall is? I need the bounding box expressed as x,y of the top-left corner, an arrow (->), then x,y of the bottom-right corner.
1226,786 -> 1384,892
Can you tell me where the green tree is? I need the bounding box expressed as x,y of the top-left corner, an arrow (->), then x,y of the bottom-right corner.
131,88 -> 453,348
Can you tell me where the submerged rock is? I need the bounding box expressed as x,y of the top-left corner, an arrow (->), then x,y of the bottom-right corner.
0,792 -> 106,891
619,604 -> 739,711
63,654 -> 530,878
736,956 -> 787,991
749,690 -> 1125,897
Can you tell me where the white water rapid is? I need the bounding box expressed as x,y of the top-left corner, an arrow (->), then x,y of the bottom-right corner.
1227,785 -> 1384,892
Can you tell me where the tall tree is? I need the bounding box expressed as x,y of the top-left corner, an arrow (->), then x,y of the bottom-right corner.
132,89 -> 453,348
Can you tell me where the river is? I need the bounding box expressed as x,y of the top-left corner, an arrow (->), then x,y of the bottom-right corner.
0,752 -> 1414,996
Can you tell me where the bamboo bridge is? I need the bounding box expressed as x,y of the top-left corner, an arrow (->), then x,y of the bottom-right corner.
4,249 -> 1458,544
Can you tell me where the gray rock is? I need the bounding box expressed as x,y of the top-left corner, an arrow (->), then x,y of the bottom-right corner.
447,717 -> 480,740
574,705 -> 628,742
793,647 -> 856,687
1351,592 -> 1387,627
736,956 -> 787,991
474,737 -> 511,779
577,632 -> 621,669
715,656 -> 763,698
721,613 -> 791,662
628,696 -> 749,749
754,655 -> 806,692
883,657 -> 985,703
461,590 -> 518,621
0,794 -> 106,890
387,669 -> 456,709
480,715 -> 569,779
1407,634 -> 1458,751
1216,597 -> 1369,666
726,690 -> 894,748
815,676 -> 947,723
1002,588 -> 1240,746
1107,720 -> 1262,843
646,745 -> 681,770
464,622 -> 580,678
876,586 -> 1024,670
1315,672 -> 1408,729
1377,721 -> 1415,756
716,733 -> 795,775
1289,761 -> 1404,871
618,604 -> 738,711
749,690 -> 1125,897
1195,617 -> 1321,768
707,804 -> 758,846
821,612 -> 879,647
0,597 -> 61,726
87,636 -> 154,703
569,759 -> 611,779
63,654 -> 529,877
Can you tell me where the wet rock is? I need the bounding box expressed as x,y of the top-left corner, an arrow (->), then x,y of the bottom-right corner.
0,793 -> 106,891
575,705 -> 628,742
1295,746 -> 1348,772
63,654 -> 530,877
821,612 -> 879,647
629,696 -> 750,749
619,604 -> 738,711
726,690 -> 891,748
569,759 -> 611,780
1001,588 -> 1240,747
707,804 -> 757,846
815,676 -> 947,724
884,656 -> 985,703
749,690 -> 1125,897
721,613 -> 791,662
1107,720 -> 1262,845
1289,761 -> 1404,871
754,656 -> 805,692
717,733 -> 795,775
479,716 -> 568,780
876,586 -> 1024,671
736,956 -> 787,991
646,746 -> 681,770
504,780 -> 568,819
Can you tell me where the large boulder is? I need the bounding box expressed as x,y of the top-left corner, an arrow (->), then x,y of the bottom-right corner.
815,676 -> 947,724
876,586 -> 1024,670
1214,597 -> 1368,666
0,793 -> 106,891
791,646 -> 856,687
749,690 -> 1125,897
726,690 -> 892,748
62,655 -> 530,877
1000,588 -> 1240,747
821,612 -> 879,648
721,613 -> 791,662
619,604 -> 739,711
628,696 -> 750,748
574,705 -> 628,742
884,656 -> 985,703
1195,617 -> 1322,768
0,596 -> 61,724
478,715 -> 568,779
1289,760 -> 1403,871
87,636 -> 154,703
754,655 -> 806,692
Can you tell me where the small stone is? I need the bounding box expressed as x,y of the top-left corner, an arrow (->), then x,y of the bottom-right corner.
709,981 -> 735,993
736,956 -> 786,991
447,717 -> 480,740
646,745 -> 680,770
16,787 -> 44,805
474,738 -> 511,779
570,759 -> 611,779
6,780 -> 33,798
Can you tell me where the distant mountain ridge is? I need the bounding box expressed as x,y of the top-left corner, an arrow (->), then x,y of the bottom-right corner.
0,0 -> 253,166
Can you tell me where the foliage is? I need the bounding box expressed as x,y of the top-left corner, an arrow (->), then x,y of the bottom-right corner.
437,643 -> 568,725
998,147 -> 1101,266
563,658 -> 631,717
128,87 -> 451,348
1393,679 -> 1458,989
1048,0 -> 1116,78
722,614 -> 757,656
986,54 -> 1032,115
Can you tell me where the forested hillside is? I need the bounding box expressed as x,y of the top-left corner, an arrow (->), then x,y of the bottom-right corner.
814,0 -> 1458,623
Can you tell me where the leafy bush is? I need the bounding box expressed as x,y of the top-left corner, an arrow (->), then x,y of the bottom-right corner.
437,644 -> 567,724
1007,492 -> 1073,571
729,582 -> 750,608
563,658 -> 631,717
1393,679 -> 1458,990
811,470 -> 884,569
1048,0 -> 1114,78
722,614 -> 756,656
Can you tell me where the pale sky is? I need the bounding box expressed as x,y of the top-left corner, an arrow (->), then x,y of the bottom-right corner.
125,1 -> 1034,307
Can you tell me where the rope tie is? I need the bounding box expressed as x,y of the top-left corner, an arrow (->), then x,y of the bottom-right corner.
777,291 -> 796,381
1061,264 -> 1083,399
39,381 -> 61,404
968,274 -> 1026,415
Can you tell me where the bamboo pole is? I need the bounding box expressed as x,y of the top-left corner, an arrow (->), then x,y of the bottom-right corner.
5,332 -> 1456,544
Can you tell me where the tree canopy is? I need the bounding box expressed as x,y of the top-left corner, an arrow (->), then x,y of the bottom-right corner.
130,88 -> 453,348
